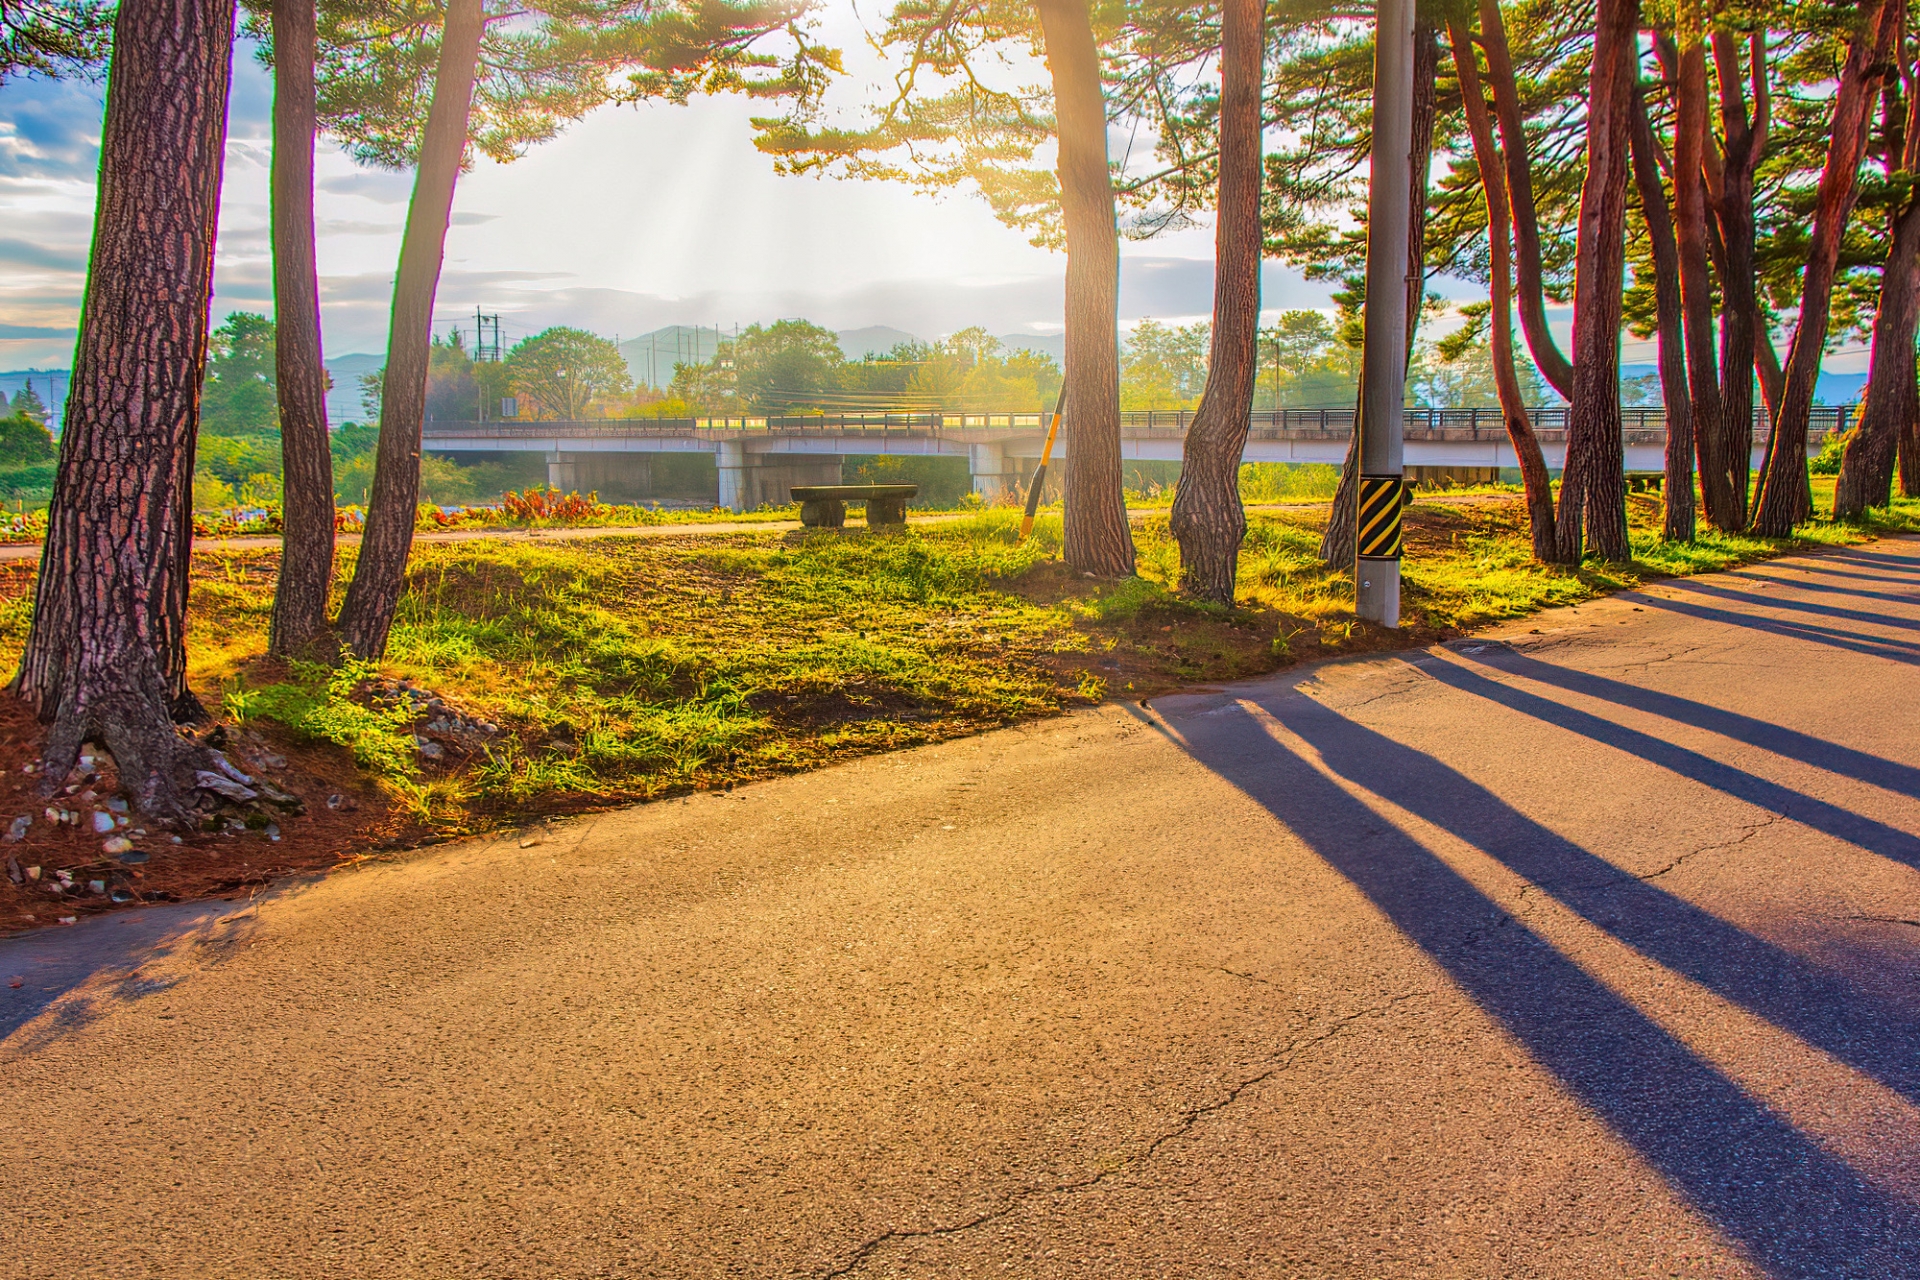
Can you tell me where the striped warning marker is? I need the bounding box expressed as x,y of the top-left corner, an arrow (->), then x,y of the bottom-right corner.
1357,473 -> 1404,559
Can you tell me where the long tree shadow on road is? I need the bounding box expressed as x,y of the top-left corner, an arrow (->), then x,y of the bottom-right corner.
1658,577 -> 1920,634
1454,648 -> 1920,801
1418,653 -> 1920,874
1388,655 -> 1920,1106
1735,568 -> 1920,606
1171,689 -> 1920,1279
1636,595 -> 1920,666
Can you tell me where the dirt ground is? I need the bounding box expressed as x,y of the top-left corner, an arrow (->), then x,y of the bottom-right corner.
0,700 -> 393,937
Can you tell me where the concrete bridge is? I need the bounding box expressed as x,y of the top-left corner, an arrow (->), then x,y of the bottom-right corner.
421,405 -> 1850,512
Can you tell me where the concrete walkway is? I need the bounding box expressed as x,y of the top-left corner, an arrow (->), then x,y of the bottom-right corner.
4,540 -> 1916,1277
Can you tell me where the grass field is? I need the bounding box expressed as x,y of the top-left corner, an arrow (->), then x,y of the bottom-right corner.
0,487 -> 1910,836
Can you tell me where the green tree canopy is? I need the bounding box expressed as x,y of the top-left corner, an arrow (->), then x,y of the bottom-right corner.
505,327 -> 632,419
0,412 -> 55,467
289,0 -> 833,171
730,319 -> 842,411
1,0 -> 113,82
200,312 -> 281,435
8,381 -> 49,425
1120,319 -> 1210,409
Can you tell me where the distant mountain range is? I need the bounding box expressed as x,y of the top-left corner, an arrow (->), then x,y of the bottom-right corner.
614,323 -> 1071,388
324,352 -> 384,425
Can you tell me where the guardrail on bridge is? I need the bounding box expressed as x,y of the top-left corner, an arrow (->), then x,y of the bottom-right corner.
422,404 -> 1851,441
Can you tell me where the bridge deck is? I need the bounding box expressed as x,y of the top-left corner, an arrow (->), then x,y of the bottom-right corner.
424,406 -> 1842,475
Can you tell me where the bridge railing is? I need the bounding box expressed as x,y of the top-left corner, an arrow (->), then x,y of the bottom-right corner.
421,404 -> 1851,440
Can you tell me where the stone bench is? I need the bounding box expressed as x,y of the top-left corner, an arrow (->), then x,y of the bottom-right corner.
792,484 -> 918,528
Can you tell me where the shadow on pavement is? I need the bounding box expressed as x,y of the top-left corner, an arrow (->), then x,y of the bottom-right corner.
1636,594 -> 1920,665
1660,577 -> 1920,634
1418,658 -> 1920,872
1170,687 -> 1920,1279
0,900 -> 238,1050
1463,647 -> 1920,801
1736,569 -> 1920,606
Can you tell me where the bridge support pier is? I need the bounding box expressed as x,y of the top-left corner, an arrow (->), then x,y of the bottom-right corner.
715,441 -> 748,512
546,451 -> 577,491
969,442 -> 1013,502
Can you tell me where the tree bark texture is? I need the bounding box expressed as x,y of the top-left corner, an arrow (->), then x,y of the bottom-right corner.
1170,0 -> 1262,604
1904,398 -> 1920,498
268,0 -> 336,655
1752,310 -> 1785,415
1320,24 -> 1437,569
1479,0 -> 1574,400
1904,420 -> 1920,496
1708,32 -> 1768,524
1836,199 -> 1920,516
1836,51 -> 1920,519
1037,0 -> 1134,578
12,0 -> 235,817
1557,0 -> 1639,563
1450,16 -> 1557,560
1665,29 -> 1739,530
336,0 -> 485,656
1753,0 -> 1897,537
1628,70 -> 1695,542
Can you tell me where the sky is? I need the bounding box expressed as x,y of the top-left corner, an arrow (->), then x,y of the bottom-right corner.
0,5 -> 1822,383
0,8 -> 1354,373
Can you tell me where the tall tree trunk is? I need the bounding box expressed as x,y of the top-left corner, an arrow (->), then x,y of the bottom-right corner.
1171,0 -> 1263,604
1037,0 -> 1134,577
1753,0 -> 1897,536
1479,0 -> 1574,400
12,0 -> 235,818
1557,0 -> 1639,563
1628,69 -> 1695,542
268,0 -> 335,656
1666,27 -> 1740,530
1451,17 -> 1558,561
1837,67 -> 1920,520
1836,203 -> 1920,516
1320,23 -> 1437,568
1903,391 -> 1920,497
1751,307 -> 1784,414
1708,32 -> 1768,526
336,0 -> 485,657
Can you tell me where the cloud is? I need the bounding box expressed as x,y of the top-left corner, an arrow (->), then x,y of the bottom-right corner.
317,170 -> 413,205
225,44 -> 274,143
451,212 -> 498,226
317,219 -> 406,237
0,78 -> 103,182
0,323 -> 74,339
0,237 -> 86,272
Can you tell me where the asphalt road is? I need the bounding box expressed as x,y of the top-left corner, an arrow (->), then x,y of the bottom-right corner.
4,540 -> 1918,1279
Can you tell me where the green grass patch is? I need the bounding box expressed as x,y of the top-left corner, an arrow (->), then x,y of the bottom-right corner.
0,479 -> 1909,835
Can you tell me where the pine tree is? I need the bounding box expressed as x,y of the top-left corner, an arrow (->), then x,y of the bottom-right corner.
12,0 -> 236,818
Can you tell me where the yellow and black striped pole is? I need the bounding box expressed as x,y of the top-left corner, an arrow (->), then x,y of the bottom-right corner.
1355,0 -> 1413,627
1018,381 -> 1070,540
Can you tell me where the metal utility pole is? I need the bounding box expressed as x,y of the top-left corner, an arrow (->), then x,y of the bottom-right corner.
1355,0 -> 1414,627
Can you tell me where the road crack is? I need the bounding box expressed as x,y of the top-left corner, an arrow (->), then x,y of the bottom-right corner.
1841,912 -> 1920,929
1635,810 -> 1786,883
817,988 -> 1434,1277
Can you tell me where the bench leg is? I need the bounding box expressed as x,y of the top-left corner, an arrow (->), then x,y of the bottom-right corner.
800,498 -> 846,528
866,496 -> 908,526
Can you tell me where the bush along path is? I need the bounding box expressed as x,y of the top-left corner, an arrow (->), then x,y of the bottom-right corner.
0,492 -> 1915,932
